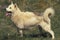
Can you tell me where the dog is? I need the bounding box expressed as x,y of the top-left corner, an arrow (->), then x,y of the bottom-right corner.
6,2 -> 55,39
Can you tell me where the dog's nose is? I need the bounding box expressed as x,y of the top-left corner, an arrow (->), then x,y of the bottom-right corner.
4,8 -> 7,11
5,6 -> 8,10
2,8 -> 7,11
4,8 -> 6,11
6,8 -> 7,10
2,6 -> 7,11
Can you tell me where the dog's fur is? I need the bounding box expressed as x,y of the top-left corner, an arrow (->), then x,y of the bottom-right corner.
6,2 -> 55,39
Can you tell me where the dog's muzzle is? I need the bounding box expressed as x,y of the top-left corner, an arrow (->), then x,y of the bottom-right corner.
6,11 -> 12,16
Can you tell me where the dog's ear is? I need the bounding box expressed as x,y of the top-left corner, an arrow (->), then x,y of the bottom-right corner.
11,1 -> 13,4
14,3 -> 17,8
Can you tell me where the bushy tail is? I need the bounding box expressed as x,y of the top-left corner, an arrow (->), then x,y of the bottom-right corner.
43,7 -> 55,18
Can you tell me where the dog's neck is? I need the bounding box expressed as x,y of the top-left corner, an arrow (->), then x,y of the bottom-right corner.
16,7 -> 22,12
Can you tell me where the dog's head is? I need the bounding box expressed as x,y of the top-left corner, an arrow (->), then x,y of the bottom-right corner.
6,2 -> 17,16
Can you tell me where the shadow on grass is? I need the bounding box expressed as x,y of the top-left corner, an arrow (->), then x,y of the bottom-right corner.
23,33 -> 52,38
0,33 -> 52,40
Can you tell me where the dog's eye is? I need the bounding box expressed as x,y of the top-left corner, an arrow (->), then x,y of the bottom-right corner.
10,7 -> 11,9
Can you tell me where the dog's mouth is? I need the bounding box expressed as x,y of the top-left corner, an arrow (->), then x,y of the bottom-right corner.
6,11 -> 12,16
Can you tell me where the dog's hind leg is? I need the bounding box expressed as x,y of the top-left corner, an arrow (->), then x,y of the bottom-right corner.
46,29 -> 54,40
38,25 -> 48,37
38,25 -> 44,36
39,23 -> 55,40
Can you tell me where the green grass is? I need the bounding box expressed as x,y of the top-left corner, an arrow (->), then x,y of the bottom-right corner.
0,0 -> 60,40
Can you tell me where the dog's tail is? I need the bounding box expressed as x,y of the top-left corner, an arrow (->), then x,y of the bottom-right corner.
43,7 -> 55,19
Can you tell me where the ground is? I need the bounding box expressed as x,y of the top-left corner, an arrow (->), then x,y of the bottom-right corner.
0,0 -> 60,40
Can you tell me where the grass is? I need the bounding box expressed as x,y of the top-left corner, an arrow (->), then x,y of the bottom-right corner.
0,0 -> 60,40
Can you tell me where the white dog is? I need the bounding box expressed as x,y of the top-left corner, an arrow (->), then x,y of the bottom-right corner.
6,2 -> 55,39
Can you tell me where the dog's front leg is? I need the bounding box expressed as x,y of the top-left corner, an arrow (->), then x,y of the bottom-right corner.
17,24 -> 24,37
19,30 -> 23,37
